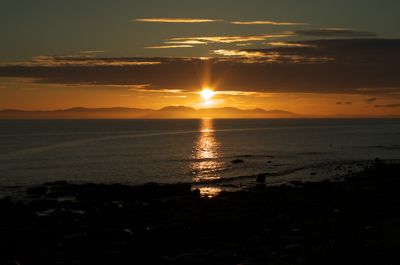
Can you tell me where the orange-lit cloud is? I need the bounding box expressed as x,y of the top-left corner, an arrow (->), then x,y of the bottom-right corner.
212,49 -> 265,58
212,49 -> 332,64
236,43 -> 253,47
164,40 -> 208,45
0,56 -> 162,67
145,45 -> 194,49
135,18 -> 221,23
78,50 -> 105,54
231,20 -> 307,26
266,42 -> 316,47
365,97 -> 378,103
130,87 -> 184,94
375,103 -> 400,108
216,91 -> 265,96
167,34 -> 292,44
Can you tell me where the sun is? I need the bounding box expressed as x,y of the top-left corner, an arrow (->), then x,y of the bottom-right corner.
200,88 -> 215,100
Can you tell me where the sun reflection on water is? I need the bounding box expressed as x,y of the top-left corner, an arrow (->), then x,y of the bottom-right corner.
191,119 -> 223,197
192,118 -> 222,181
198,187 -> 223,198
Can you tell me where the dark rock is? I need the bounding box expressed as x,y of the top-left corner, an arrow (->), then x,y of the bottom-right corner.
27,186 -> 48,197
290,181 -> 304,187
1,160 -> 400,265
231,159 -> 244,164
374,157 -> 385,167
44,180 -> 69,186
2,260 -> 21,265
256,174 -> 266,183
174,253 -> 204,265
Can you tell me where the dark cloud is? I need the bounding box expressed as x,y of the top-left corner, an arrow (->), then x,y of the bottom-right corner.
375,104 -> 400,108
294,28 -> 377,37
0,38 -> 399,95
336,102 -> 352,105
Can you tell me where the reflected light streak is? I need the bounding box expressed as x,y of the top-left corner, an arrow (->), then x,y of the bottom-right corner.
191,119 -> 224,198
198,187 -> 223,198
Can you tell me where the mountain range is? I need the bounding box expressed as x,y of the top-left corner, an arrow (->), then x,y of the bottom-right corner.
0,106 -> 299,119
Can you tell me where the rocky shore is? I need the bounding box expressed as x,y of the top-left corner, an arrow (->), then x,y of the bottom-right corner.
1,160 -> 400,265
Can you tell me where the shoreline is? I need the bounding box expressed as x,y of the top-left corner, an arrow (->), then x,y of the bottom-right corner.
1,158 -> 387,199
1,160 -> 400,264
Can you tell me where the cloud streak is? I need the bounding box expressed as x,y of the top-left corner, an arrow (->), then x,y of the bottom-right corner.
365,97 -> 378,103
0,56 -> 162,67
212,49 -> 266,58
294,28 -> 376,37
165,40 -> 208,45
167,34 -> 292,44
266,42 -> 316,48
231,20 -> 307,26
135,18 -> 221,23
79,50 -> 105,54
375,104 -> 400,108
145,45 -> 193,49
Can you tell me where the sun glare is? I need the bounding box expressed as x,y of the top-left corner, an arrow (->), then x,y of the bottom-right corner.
200,88 -> 215,100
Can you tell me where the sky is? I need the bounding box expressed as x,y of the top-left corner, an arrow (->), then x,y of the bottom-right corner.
0,0 -> 400,116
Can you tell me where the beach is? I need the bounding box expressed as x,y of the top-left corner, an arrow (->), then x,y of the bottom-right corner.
1,159 -> 400,265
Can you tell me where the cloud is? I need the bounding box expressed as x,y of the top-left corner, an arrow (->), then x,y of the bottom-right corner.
211,49 -> 330,64
79,50 -> 105,54
130,88 -> 184,94
365,97 -> 378,103
0,56 -> 162,67
266,42 -> 316,48
125,84 -> 152,89
216,91 -> 262,96
164,40 -> 208,45
212,49 -> 266,58
167,34 -> 292,44
145,45 -> 193,49
213,46 -> 333,63
151,28 -> 374,48
242,38 -> 400,64
134,18 -> 221,23
294,28 -> 376,37
336,101 -> 352,105
236,43 -> 253,47
1,39 -> 399,95
231,20 -> 307,26
375,104 -> 400,108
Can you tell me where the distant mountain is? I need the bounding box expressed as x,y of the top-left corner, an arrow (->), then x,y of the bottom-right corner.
197,107 -> 296,118
0,106 -> 299,119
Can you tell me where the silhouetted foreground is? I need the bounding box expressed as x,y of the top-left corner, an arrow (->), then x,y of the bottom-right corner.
1,161 -> 400,265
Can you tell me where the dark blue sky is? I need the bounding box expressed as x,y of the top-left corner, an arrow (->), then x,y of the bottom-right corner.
1,0 -> 399,60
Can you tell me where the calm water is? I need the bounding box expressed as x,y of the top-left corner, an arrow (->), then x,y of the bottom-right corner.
0,119 -> 400,191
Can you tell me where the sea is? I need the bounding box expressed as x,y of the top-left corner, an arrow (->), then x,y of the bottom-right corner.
1,119 -> 400,196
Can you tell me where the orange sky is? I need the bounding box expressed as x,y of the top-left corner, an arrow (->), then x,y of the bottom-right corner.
0,77 -> 399,117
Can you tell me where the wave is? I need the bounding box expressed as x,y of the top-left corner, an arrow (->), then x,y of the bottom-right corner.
190,159 -> 381,185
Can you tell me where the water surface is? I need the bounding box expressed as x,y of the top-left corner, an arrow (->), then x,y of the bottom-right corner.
0,119 -> 399,191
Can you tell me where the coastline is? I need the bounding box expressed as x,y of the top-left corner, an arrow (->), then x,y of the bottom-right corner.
1,159 -> 400,264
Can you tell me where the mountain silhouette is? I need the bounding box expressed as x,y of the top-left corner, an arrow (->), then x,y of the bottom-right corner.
0,106 -> 299,119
